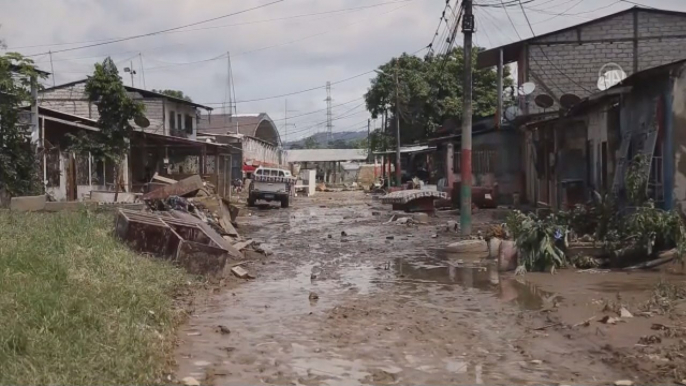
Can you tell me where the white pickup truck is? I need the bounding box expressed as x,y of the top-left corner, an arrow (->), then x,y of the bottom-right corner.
248,167 -> 296,208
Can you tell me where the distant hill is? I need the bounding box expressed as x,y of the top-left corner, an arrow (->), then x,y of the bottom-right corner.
284,131 -> 366,149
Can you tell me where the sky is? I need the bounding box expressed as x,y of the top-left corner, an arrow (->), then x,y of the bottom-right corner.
2,0 -> 685,143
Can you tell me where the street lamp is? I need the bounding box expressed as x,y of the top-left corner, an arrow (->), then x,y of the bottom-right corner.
374,68 -> 402,187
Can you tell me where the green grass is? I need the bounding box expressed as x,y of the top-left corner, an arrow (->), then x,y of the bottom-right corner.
0,209 -> 187,385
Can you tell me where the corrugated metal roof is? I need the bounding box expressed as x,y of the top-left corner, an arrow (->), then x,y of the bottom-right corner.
197,113 -> 280,146
286,149 -> 367,163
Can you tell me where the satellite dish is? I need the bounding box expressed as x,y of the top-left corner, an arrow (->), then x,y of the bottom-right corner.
597,63 -> 627,91
518,82 -> 536,96
560,94 -> 582,109
534,94 -> 554,109
504,106 -> 520,121
134,115 -> 151,128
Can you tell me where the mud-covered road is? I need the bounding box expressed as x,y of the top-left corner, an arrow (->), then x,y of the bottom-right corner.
175,191 -> 686,385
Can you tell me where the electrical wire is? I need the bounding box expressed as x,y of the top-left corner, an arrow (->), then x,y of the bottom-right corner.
25,0 -> 285,57
8,0 -> 419,51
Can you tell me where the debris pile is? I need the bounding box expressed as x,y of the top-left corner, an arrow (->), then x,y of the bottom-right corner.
498,191 -> 686,274
115,175 -> 261,280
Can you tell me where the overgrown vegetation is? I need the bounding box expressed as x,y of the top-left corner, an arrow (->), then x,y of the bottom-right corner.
0,52 -> 47,202
506,154 -> 686,272
0,210 -> 187,384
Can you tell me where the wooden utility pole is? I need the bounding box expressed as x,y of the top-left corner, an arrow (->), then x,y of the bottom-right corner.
461,0 -> 474,235
394,62 -> 402,187
49,51 -> 56,86
367,118 -> 371,163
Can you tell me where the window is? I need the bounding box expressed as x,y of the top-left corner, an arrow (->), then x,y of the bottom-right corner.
185,115 -> 194,135
177,114 -> 182,131
255,169 -> 263,176
278,170 -> 285,177
169,111 -> 176,130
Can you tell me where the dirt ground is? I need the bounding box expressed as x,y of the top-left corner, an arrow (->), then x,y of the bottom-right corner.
174,191 -> 686,385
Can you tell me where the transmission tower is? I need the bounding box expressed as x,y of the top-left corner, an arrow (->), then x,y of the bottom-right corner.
326,81 -> 333,146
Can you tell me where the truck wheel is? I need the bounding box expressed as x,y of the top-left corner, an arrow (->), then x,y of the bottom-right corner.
281,196 -> 290,208
247,196 -> 256,207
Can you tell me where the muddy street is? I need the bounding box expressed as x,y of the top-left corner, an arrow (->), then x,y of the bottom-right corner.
175,191 -> 683,385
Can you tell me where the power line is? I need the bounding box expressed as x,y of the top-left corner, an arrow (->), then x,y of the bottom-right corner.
25,0 -> 285,57
8,0 -> 419,52
515,0 -> 593,93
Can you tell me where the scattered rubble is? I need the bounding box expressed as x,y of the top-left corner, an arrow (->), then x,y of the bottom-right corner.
182,376 -> 200,386
217,325 -> 231,335
231,266 -> 252,279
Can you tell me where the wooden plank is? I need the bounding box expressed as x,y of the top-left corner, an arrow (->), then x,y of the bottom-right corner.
151,172 -> 178,185
142,175 -> 203,200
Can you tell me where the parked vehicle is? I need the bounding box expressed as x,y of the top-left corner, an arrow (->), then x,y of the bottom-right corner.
248,167 -> 296,208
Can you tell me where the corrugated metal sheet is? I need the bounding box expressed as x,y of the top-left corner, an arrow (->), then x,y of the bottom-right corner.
286,149 -> 367,163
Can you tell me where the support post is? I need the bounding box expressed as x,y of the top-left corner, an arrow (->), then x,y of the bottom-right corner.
497,48 -> 503,128
367,118 -> 371,163
460,0 -> 474,235
395,62 -> 402,187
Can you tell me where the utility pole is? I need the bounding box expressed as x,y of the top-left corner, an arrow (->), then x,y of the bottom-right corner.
394,62 -> 401,187
461,0 -> 474,236
284,99 -> 288,144
496,48 -> 503,127
367,118 -> 371,163
139,53 -> 147,89
326,81 -> 333,147
128,61 -> 136,87
49,51 -> 56,86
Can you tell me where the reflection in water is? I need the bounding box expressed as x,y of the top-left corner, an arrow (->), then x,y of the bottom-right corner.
393,254 -> 553,311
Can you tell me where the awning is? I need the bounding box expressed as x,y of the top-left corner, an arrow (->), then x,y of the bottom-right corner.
242,164 -> 256,173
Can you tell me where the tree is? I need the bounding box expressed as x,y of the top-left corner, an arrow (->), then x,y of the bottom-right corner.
69,57 -> 145,201
152,89 -> 192,102
304,136 -> 319,149
0,52 -> 47,203
364,47 -> 513,144
328,139 -> 353,149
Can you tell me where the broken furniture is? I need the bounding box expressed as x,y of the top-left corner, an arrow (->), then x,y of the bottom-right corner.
451,182 -> 498,209
115,209 -> 240,278
379,190 -> 448,212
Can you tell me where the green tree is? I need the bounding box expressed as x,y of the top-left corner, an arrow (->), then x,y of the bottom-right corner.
0,52 -> 47,203
152,89 -> 192,102
304,136 -> 319,149
328,139 -> 353,149
69,57 -> 145,201
364,47 -> 512,144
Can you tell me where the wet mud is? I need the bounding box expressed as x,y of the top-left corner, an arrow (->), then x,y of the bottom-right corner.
175,191 -> 682,385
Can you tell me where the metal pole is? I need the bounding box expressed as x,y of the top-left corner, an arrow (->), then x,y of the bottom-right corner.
395,62 -> 402,187
367,118 -> 371,162
497,48 -> 503,128
130,61 -> 135,87
139,53 -> 147,89
49,51 -> 56,86
284,99 -> 288,144
461,0 -> 474,235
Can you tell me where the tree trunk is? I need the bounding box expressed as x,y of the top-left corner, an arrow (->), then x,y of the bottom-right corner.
113,161 -> 119,202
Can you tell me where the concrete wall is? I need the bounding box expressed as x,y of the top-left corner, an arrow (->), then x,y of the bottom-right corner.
525,9 -> 686,114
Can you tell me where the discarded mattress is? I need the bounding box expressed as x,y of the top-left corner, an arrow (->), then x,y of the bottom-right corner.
379,189 -> 448,205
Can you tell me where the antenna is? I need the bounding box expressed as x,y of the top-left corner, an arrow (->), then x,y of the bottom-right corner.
560,94 -> 582,109
326,81 -> 332,146
597,63 -> 627,91
534,94 -> 554,109
518,82 -> 536,96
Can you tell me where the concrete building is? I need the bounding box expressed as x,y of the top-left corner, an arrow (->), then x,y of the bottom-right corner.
198,113 -> 284,178
523,58 -> 686,212
35,82 -> 233,201
478,6 -> 686,115
39,80 -> 213,139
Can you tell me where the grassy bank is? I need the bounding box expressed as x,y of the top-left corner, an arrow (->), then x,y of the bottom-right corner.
0,209 -> 187,385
